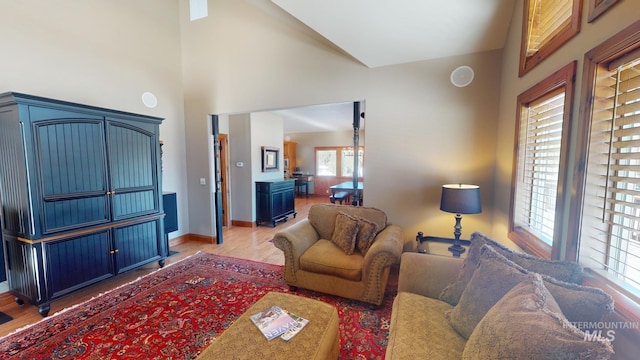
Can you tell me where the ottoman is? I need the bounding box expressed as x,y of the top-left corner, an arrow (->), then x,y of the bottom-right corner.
197,291 -> 340,360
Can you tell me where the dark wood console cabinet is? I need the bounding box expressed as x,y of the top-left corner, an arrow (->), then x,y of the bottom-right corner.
0,92 -> 165,316
256,180 -> 296,227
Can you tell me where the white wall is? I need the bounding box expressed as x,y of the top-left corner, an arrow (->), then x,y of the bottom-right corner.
180,0 -> 502,246
229,114 -> 253,223
0,0 -> 189,238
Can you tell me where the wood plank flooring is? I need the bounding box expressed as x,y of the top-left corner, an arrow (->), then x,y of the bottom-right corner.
0,195 -> 327,337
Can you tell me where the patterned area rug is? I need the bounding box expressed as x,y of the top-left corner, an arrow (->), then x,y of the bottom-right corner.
0,252 -> 396,359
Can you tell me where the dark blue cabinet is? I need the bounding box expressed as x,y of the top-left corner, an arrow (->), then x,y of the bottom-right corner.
255,180 -> 296,227
0,92 -> 165,316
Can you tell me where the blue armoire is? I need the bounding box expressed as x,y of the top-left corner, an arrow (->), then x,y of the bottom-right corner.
0,92 -> 166,316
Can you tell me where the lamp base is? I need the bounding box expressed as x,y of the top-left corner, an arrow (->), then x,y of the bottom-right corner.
448,244 -> 466,258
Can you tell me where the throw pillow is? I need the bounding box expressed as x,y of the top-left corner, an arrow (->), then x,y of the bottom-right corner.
440,231 -> 583,305
330,212 -> 360,255
445,244 -> 528,339
543,275 -> 614,325
463,273 -> 614,360
445,244 -> 614,339
355,216 -> 379,256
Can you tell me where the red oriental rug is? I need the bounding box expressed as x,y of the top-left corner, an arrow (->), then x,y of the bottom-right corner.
0,252 -> 397,359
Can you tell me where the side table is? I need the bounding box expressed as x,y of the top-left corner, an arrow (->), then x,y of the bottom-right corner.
416,232 -> 471,258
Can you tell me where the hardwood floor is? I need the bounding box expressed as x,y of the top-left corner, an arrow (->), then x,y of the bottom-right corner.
0,195 -> 328,337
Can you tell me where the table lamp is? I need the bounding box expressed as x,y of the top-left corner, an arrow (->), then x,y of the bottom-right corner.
440,184 -> 481,257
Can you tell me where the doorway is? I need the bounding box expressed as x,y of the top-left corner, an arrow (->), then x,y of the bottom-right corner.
211,101 -> 365,237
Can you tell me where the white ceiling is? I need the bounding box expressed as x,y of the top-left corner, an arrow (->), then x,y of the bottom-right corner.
271,0 -> 514,68
272,102 -> 357,134
254,0 -> 515,132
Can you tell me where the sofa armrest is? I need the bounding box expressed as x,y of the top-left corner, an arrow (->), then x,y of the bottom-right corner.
363,224 -> 404,272
273,219 -> 320,273
398,252 -> 464,299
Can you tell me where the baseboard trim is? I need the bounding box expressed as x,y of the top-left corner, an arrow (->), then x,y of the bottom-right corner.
186,233 -> 217,244
168,234 -> 192,246
231,220 -> 255,228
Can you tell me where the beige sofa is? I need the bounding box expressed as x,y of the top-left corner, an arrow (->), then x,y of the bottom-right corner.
386,232 -> 616,359
273,204 -> 403,305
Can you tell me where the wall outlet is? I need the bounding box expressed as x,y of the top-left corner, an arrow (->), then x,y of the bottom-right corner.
200,178 -> 206,185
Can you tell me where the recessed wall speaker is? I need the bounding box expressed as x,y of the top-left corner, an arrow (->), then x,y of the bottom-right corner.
141,92 -> 158,108
450,66 -> 474,87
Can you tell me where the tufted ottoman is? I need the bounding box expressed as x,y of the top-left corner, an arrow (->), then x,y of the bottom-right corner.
197,291 -> 340,360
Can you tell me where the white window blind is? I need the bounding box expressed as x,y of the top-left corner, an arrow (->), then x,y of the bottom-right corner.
526,0 -> 573,57
514,89 -> 566,245
580,57 -> 640,296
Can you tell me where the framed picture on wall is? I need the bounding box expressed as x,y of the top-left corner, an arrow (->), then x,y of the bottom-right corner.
588,0 -> 620,22
262,146 -> 279,172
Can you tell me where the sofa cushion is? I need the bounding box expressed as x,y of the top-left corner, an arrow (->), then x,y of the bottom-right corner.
440,231 -> 583,305
299,239 -> 363,281
308,204 -> 387,241
330,212 -> 360,255
386,292 -> 465,359
355,216 -> 379,256
446,244 -> 528,339
463,273 -> 614,359
446,245 -> 614,339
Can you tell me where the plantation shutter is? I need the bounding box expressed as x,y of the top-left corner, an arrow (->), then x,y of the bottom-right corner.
514,88 -> 565,244
526,0 -> 573,57
580,56 -> 640,295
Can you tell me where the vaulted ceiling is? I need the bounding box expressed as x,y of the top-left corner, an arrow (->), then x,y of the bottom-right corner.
248,0 -> 515,132
271,0 -> 514,68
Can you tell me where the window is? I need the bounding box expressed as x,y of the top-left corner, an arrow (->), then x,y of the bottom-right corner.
315,147 -> 364,177
316,149 -> 337,176
519,0 -> 581,77
341,148 -> 364,178
574,22 -> 640,298
510,62 -> 577,258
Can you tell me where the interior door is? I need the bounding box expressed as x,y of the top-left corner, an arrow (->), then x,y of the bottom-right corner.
219,133 -> 230,227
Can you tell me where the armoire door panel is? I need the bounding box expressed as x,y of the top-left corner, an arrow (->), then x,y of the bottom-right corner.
34,119 -> 110,233
42,195 -> 109,232
35,120 -> 107,196
114,219 -> 162,273
45,230 -> 114,299
107,121 -> 159,220
112,190 -> 156,218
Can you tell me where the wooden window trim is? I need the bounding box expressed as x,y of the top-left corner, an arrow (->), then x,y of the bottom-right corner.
509,61 -> 577,260
587,0 -> 621,23
567,19 -> 640,356
519,0 -> 582,77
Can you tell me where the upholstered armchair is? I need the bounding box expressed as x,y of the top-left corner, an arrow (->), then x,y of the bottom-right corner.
273,204 -> 404,305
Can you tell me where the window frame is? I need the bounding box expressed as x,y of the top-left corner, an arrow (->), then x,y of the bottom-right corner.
314,146 -> 364,178
519,0 -> 582,77
565,21 -> 640,290
568,19 -> 640,321
509,61 -> 577,259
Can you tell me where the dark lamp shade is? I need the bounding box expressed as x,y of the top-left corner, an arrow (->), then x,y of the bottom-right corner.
440,184 -> 482,214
